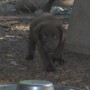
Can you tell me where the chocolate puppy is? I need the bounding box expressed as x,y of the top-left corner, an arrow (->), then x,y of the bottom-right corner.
26,15 -> 66,72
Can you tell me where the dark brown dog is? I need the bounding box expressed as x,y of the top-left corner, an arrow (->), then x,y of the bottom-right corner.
26,15 -> 66,72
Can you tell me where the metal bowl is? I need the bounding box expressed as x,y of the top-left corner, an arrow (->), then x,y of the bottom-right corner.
0,84 -> 17,90
17,80 -> 54,90
0,83 -> 81,90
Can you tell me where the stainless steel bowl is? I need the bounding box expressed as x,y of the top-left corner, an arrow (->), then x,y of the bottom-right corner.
0,84 -> 17,90
0,83 -> 81,90
17,80 -> 54,90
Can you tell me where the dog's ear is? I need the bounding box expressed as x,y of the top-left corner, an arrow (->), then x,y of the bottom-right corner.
57,23 -> 66,43
33,23 -> 44,39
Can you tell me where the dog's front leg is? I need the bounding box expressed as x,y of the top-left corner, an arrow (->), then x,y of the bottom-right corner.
38,42 -> 56,72
53,41 -> 65,65
26,30 -> 36,61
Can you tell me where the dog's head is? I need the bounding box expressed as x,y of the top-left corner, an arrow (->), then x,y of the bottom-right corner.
33,20 -> 65,53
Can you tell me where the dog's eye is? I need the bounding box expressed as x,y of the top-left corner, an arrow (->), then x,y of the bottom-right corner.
43,34 -> 47,38
52,34 -> 57,39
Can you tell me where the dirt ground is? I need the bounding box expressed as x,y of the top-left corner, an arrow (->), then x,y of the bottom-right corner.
0,0 -> 90,90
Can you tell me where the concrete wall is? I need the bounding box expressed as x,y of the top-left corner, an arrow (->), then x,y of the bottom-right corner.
65,0 -> 90,55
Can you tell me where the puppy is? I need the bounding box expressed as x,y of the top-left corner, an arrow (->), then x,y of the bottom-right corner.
26,15 -> 66,72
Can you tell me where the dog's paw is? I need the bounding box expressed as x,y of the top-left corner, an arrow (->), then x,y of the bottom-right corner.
53,57 -> 65,65
45,66 -> 56,72
58,58 -> 65,65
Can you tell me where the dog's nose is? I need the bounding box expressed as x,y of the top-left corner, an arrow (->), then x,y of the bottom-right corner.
47,47 -> 51,50
47,46 -> 53,51
46,42 -> 53,51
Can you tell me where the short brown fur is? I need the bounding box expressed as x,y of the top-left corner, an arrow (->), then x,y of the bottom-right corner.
26,15 -> 66,72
